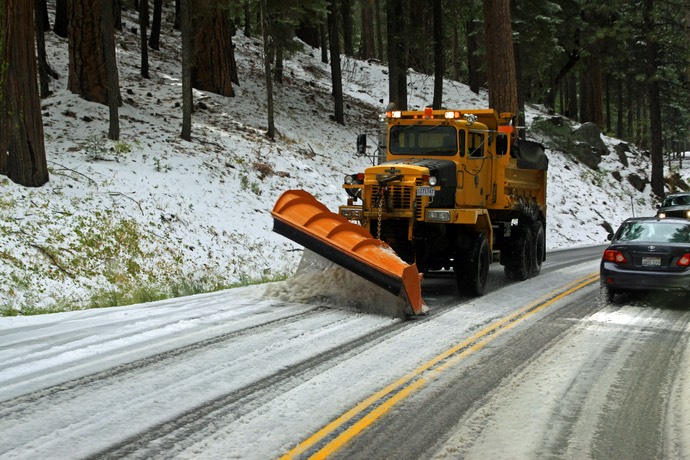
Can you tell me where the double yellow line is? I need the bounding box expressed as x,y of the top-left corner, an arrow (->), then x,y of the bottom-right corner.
281,272 -> 600,459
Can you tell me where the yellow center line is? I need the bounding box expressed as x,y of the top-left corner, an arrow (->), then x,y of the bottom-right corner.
281,272 -> 600,459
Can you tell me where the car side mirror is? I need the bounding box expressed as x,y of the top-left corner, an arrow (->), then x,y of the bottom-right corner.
356,134 -> 367,156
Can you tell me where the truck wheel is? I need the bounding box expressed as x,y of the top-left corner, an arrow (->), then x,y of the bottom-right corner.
455,233 -> 490,296
530,221 -> 545,277
504,226 -> 532,281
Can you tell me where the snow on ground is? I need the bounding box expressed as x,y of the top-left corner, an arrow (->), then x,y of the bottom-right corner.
0,4 -> 687,314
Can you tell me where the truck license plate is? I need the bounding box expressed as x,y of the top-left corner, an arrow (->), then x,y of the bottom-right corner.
417,186 -> 435,197
641,256 -> 661,267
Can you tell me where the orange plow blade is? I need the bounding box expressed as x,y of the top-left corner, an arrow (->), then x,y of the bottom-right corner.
271,190 -> 427,316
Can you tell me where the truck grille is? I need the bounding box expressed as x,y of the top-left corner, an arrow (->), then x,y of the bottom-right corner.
370,185 -> 413,209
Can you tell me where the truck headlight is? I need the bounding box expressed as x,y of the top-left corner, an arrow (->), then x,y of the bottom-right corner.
428,176 -> 438,186
344,175 -> 354,185
426,210 -> 451,222
658,212 -> 667,219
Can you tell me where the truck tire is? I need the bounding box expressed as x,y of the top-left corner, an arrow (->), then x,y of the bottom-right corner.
530,221 -> 545,277
455,233 -> 490,296
504,226 -> 532,281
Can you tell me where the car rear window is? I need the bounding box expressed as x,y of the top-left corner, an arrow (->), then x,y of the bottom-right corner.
616,221 -> 690,243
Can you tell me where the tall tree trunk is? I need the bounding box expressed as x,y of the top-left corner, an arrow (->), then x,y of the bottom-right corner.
482,0 -> 518,115
359,0 -> 375,59
320,21 -> 328,64
581,46 -> 604,127
101,0 -> 119,140
374,0 -> 383,62
174,0 -> 180,30
274,42 -> 284,83
644,0 -> 664,197
605,75 -> 611,133
149,0 -> 162,50
243,1 -> 250,37
626,77 -> 633,139
616,78 -> 624,139
139,0 -> 150,79
432,0 -> 443,109
180,0 -> 192,141
387,0 -> 407,110
566,73 -> 577,120
68,0 -> 120,105
466,19 -> 480,94
328,0 -> 344,124
578,67 -> 586,122
38,0 -> 50,30
54,0 -> 68,37
1,0 -> 48,186
35,0 -> 51,98
340,0 -> 353,56
259,0 -> 274,139
191,0 -> 235,97
113,0 -> 122,31
451,17 -> 459,81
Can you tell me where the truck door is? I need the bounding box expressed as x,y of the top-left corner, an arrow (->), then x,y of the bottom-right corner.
457,130 -> 491,207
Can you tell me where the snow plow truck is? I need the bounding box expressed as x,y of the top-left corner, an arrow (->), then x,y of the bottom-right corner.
272,107 -> 547,317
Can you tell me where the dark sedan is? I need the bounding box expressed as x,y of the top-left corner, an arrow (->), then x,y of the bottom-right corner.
601,217 -> 690,302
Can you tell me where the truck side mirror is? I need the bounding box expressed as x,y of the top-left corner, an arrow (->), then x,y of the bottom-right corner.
356,134 -> 367,156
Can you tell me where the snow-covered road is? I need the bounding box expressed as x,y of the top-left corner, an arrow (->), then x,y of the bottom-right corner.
2,246 -> 689,459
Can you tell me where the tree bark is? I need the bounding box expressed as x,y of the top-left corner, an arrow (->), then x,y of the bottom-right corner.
644,0 -> 664,197
466,19 -> 480,94
38,0 -> 50,30
327,0 -> 344,124
35,0 -> 51,98
68,0 -> 120,106
101,0 -> 120,140
112,0 -> 121,31
482,0 -> 518,115
359,0 -> 375,60
191,0 -> 235,97
149,0 -> 162,50
581,46 -> 604,127
387,0 -> 407,110
139,0 -> 150,79
1,0 -> 49,186
54,0 -> 68,37
340,0 -> 353,56
243,1 -> 250,38
320,21 -> 328,64
180,0 -> 192,141
174,0 -> 181,30
374,0 -> 383,62
259,0 -> 274,139
432,0 -> 443,109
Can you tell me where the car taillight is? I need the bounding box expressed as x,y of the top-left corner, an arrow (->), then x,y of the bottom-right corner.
603,249 -> 628,264
677,253 -> 690,267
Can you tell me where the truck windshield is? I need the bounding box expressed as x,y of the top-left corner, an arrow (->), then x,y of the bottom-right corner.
389,125 -> 460,156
